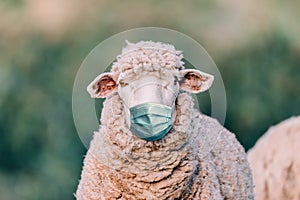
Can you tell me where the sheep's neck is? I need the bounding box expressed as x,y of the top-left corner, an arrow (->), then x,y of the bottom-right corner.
86,93 -> 199,198
98,93 -> 195,174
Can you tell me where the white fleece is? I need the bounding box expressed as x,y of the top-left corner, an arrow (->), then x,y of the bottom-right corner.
76,41 -> 254,199
76,93 -> 254,199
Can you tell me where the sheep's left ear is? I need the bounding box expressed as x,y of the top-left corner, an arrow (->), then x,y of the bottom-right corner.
87,72 -> 117,98
180,69 -> 214,93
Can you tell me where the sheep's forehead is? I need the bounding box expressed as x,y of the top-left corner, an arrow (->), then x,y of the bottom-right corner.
111,41 -> 184,79
118,69 -> 179,84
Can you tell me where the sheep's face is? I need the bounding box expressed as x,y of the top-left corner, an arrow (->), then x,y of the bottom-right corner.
87,68 -> 214,141
117,72 -> 179,109
116,72 -> 179,141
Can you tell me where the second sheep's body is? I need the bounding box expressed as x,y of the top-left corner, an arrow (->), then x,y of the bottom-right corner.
76,41 -> 254,199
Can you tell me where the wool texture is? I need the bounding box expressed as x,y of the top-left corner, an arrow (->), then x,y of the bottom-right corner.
76,93 -> 254,199
76,41 -> 254,199
248,116 -> 300,200
110,41 -> 184,82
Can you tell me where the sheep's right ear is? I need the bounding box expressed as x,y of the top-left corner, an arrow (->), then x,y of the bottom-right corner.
87,72 -> 117,98
179,69 -> 214,93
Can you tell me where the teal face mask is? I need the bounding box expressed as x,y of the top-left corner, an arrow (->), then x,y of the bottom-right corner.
129,102 -> 173,141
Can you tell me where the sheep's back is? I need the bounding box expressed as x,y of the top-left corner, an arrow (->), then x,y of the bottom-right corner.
248,116 -> 300,200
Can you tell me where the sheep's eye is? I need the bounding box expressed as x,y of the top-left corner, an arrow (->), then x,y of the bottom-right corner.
119,81 -> 128,87
174,76 -> 179,85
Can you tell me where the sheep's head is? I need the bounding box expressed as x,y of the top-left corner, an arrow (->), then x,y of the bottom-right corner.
87,41 -> 214,141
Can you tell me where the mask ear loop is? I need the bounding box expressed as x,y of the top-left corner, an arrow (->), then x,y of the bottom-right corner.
120,96 -> 130,109
170,89 -> 179,107
115,88 -> 132,129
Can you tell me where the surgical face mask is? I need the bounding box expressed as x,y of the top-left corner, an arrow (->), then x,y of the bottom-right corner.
129,102 -> 173,141
120,79 -> 178,141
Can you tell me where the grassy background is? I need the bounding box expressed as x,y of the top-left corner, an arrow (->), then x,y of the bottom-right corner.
0,0 -> 299,199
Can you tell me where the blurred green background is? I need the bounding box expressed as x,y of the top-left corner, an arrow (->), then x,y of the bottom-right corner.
0,0 -> 299,199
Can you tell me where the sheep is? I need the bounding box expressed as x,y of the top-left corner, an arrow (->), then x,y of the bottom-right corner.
75,41 -> 254,199
248,116 -> 300,200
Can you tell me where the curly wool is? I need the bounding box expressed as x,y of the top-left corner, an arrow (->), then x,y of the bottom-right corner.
248,116 -> 300,200
76,93 -> 254,199
111,41 -> 185,80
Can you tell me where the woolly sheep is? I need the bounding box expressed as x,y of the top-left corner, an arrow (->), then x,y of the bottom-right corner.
76,41 -> 254,199
248,116 -> 300,200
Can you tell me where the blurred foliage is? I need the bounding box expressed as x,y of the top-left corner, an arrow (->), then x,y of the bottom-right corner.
221,33 -> 300,149
0,36 -> 84,199
0,0 -> 299,199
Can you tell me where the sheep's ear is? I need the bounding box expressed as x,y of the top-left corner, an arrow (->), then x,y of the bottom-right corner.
180,69 -> 214,93
87,72 -> 117,98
